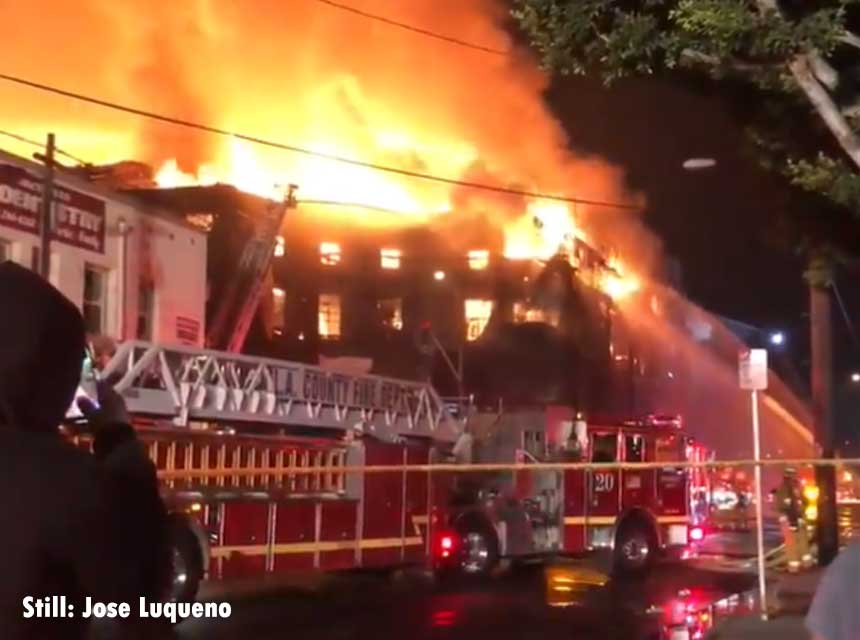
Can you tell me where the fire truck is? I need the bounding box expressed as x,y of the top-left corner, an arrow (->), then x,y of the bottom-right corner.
69,340 -> 709,601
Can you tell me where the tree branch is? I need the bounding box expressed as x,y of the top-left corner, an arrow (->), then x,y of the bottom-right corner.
789,54 -> 860,170
839,30 -> 860,51
754,0 -> 860,171
808,51 -> 838,91
680,48 -> 774,74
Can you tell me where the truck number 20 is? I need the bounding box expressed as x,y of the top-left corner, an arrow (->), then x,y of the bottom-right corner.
593,472 -> 615,493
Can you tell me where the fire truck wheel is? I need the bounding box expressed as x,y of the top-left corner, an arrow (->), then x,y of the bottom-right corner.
456,520 -> 499,577
613,521 -> 656,575
167,525 -> 204,603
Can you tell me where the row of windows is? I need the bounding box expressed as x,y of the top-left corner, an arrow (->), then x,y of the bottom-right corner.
275,238 -> 492,272
271,290 -> 494,342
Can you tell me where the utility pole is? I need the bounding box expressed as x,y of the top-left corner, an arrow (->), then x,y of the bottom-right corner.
38,133 -> 55,279
810,273 -> 839,566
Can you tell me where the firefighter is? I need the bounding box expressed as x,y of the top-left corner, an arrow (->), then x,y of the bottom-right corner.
775,468 -> 810,572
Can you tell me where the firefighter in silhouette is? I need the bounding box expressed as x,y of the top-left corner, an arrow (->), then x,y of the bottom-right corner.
775,468 -> 811,572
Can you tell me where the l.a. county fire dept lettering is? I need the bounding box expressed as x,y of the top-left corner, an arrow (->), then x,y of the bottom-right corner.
273,366 -> 424,414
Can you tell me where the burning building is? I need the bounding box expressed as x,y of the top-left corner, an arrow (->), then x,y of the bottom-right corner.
0,0 -> 816,458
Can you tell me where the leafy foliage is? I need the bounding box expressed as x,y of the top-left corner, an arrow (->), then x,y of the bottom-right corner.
513,0 -> 860,263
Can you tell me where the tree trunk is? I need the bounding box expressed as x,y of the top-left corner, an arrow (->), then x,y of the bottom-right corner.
810,278 -> 839,566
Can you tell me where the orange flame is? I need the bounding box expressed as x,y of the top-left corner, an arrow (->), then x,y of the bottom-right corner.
0,1 -> 644,272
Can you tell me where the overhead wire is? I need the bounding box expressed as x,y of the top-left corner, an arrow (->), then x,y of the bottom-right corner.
312,0 -> 508,56
0,127 -> 89,165
0,72 -> 642,211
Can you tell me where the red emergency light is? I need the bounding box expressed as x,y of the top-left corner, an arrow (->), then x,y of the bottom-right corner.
436,533 -> 457,559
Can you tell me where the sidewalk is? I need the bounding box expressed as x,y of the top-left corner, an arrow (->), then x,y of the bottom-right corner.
706,569 -> 821,639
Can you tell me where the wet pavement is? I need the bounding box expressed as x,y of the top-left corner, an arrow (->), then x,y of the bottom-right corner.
172,559 -> 755,640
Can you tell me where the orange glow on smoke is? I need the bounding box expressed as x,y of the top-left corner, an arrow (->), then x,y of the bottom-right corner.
0,1 -> 645,266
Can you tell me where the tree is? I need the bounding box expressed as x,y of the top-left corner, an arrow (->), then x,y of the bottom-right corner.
513,0 -> 860,565
513,0 -> 860,236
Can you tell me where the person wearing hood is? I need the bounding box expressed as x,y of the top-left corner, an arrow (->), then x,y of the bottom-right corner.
0,261 -> 170,639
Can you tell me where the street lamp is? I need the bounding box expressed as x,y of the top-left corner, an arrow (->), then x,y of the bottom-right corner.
769,331 -> 785,347
851,372 -> 860,383
682,158 -> 717,171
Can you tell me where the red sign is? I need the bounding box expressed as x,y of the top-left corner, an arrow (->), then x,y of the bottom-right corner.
0,164 -> 106,253
176,316 -> 201,344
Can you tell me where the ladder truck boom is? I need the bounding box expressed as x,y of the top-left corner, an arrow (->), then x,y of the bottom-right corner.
96,340 -> 462,443
206,186 -> 297,352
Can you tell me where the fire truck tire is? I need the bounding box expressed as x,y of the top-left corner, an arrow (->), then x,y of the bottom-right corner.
455,518 -> 499,577
167,524 -> 204,603
613,520 -> 656,575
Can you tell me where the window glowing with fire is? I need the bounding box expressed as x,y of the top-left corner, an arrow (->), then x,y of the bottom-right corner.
465,299 -> 493,341
378,298 -> 403,330
468,250 -> 489,270
380,248 -> 401,270
318,294 -> 341,339
320,242 -> 341,266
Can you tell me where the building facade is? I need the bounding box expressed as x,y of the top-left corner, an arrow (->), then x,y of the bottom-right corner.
0,149 -> 207,346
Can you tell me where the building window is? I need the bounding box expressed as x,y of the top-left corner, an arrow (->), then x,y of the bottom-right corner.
272,287 -> 286,335
380,248 -> 401,270
468,249 -> 489,270
513,302 -> 554,325
320,242 -> 341,266
465,299 -> 493,341
274,236 -> 285,258
378,298 -> 403,330
0,240 -> 9,262
83,264 -> 108,335
137,283 -> 155,341
318,294 -> 341,340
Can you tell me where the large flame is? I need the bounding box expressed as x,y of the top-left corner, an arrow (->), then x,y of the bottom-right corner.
0,0 -> 645,267
0,0 -> 656,307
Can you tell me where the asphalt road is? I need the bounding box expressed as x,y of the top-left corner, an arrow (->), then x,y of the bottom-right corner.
170,559 -> 754,640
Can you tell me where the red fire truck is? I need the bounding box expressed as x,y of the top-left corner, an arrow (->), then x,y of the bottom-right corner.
70,341 -> 708,600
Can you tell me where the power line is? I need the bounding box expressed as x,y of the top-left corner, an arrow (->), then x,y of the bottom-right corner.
0,127 -> 88,165
297,198 -> 423,215
312,0 -> 508,56
0,72 -> 641,211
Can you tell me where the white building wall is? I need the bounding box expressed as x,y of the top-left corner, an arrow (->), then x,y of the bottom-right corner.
0,149 -> 207,346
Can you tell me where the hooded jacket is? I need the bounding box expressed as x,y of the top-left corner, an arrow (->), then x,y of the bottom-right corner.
0,261 -> 169,639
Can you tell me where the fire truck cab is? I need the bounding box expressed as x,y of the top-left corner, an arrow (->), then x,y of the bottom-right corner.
435,406 -> 708,575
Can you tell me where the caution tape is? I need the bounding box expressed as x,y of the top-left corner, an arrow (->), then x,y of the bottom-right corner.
156,456 -> 860,480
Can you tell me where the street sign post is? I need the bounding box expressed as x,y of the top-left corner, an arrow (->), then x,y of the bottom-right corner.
739,348 -> 768,620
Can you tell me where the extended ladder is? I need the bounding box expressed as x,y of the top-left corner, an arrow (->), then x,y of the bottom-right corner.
100,341 -> 461,443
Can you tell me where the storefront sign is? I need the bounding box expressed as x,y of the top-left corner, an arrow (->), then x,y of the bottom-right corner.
0,164 -> 106,253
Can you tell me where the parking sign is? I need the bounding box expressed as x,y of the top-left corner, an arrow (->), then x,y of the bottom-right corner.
739,348 -> 768,390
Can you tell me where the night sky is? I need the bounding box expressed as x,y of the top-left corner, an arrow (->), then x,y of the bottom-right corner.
548,75 -> 807,329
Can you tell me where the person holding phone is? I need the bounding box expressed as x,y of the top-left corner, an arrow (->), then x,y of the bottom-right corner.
0,261 -> 169,640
